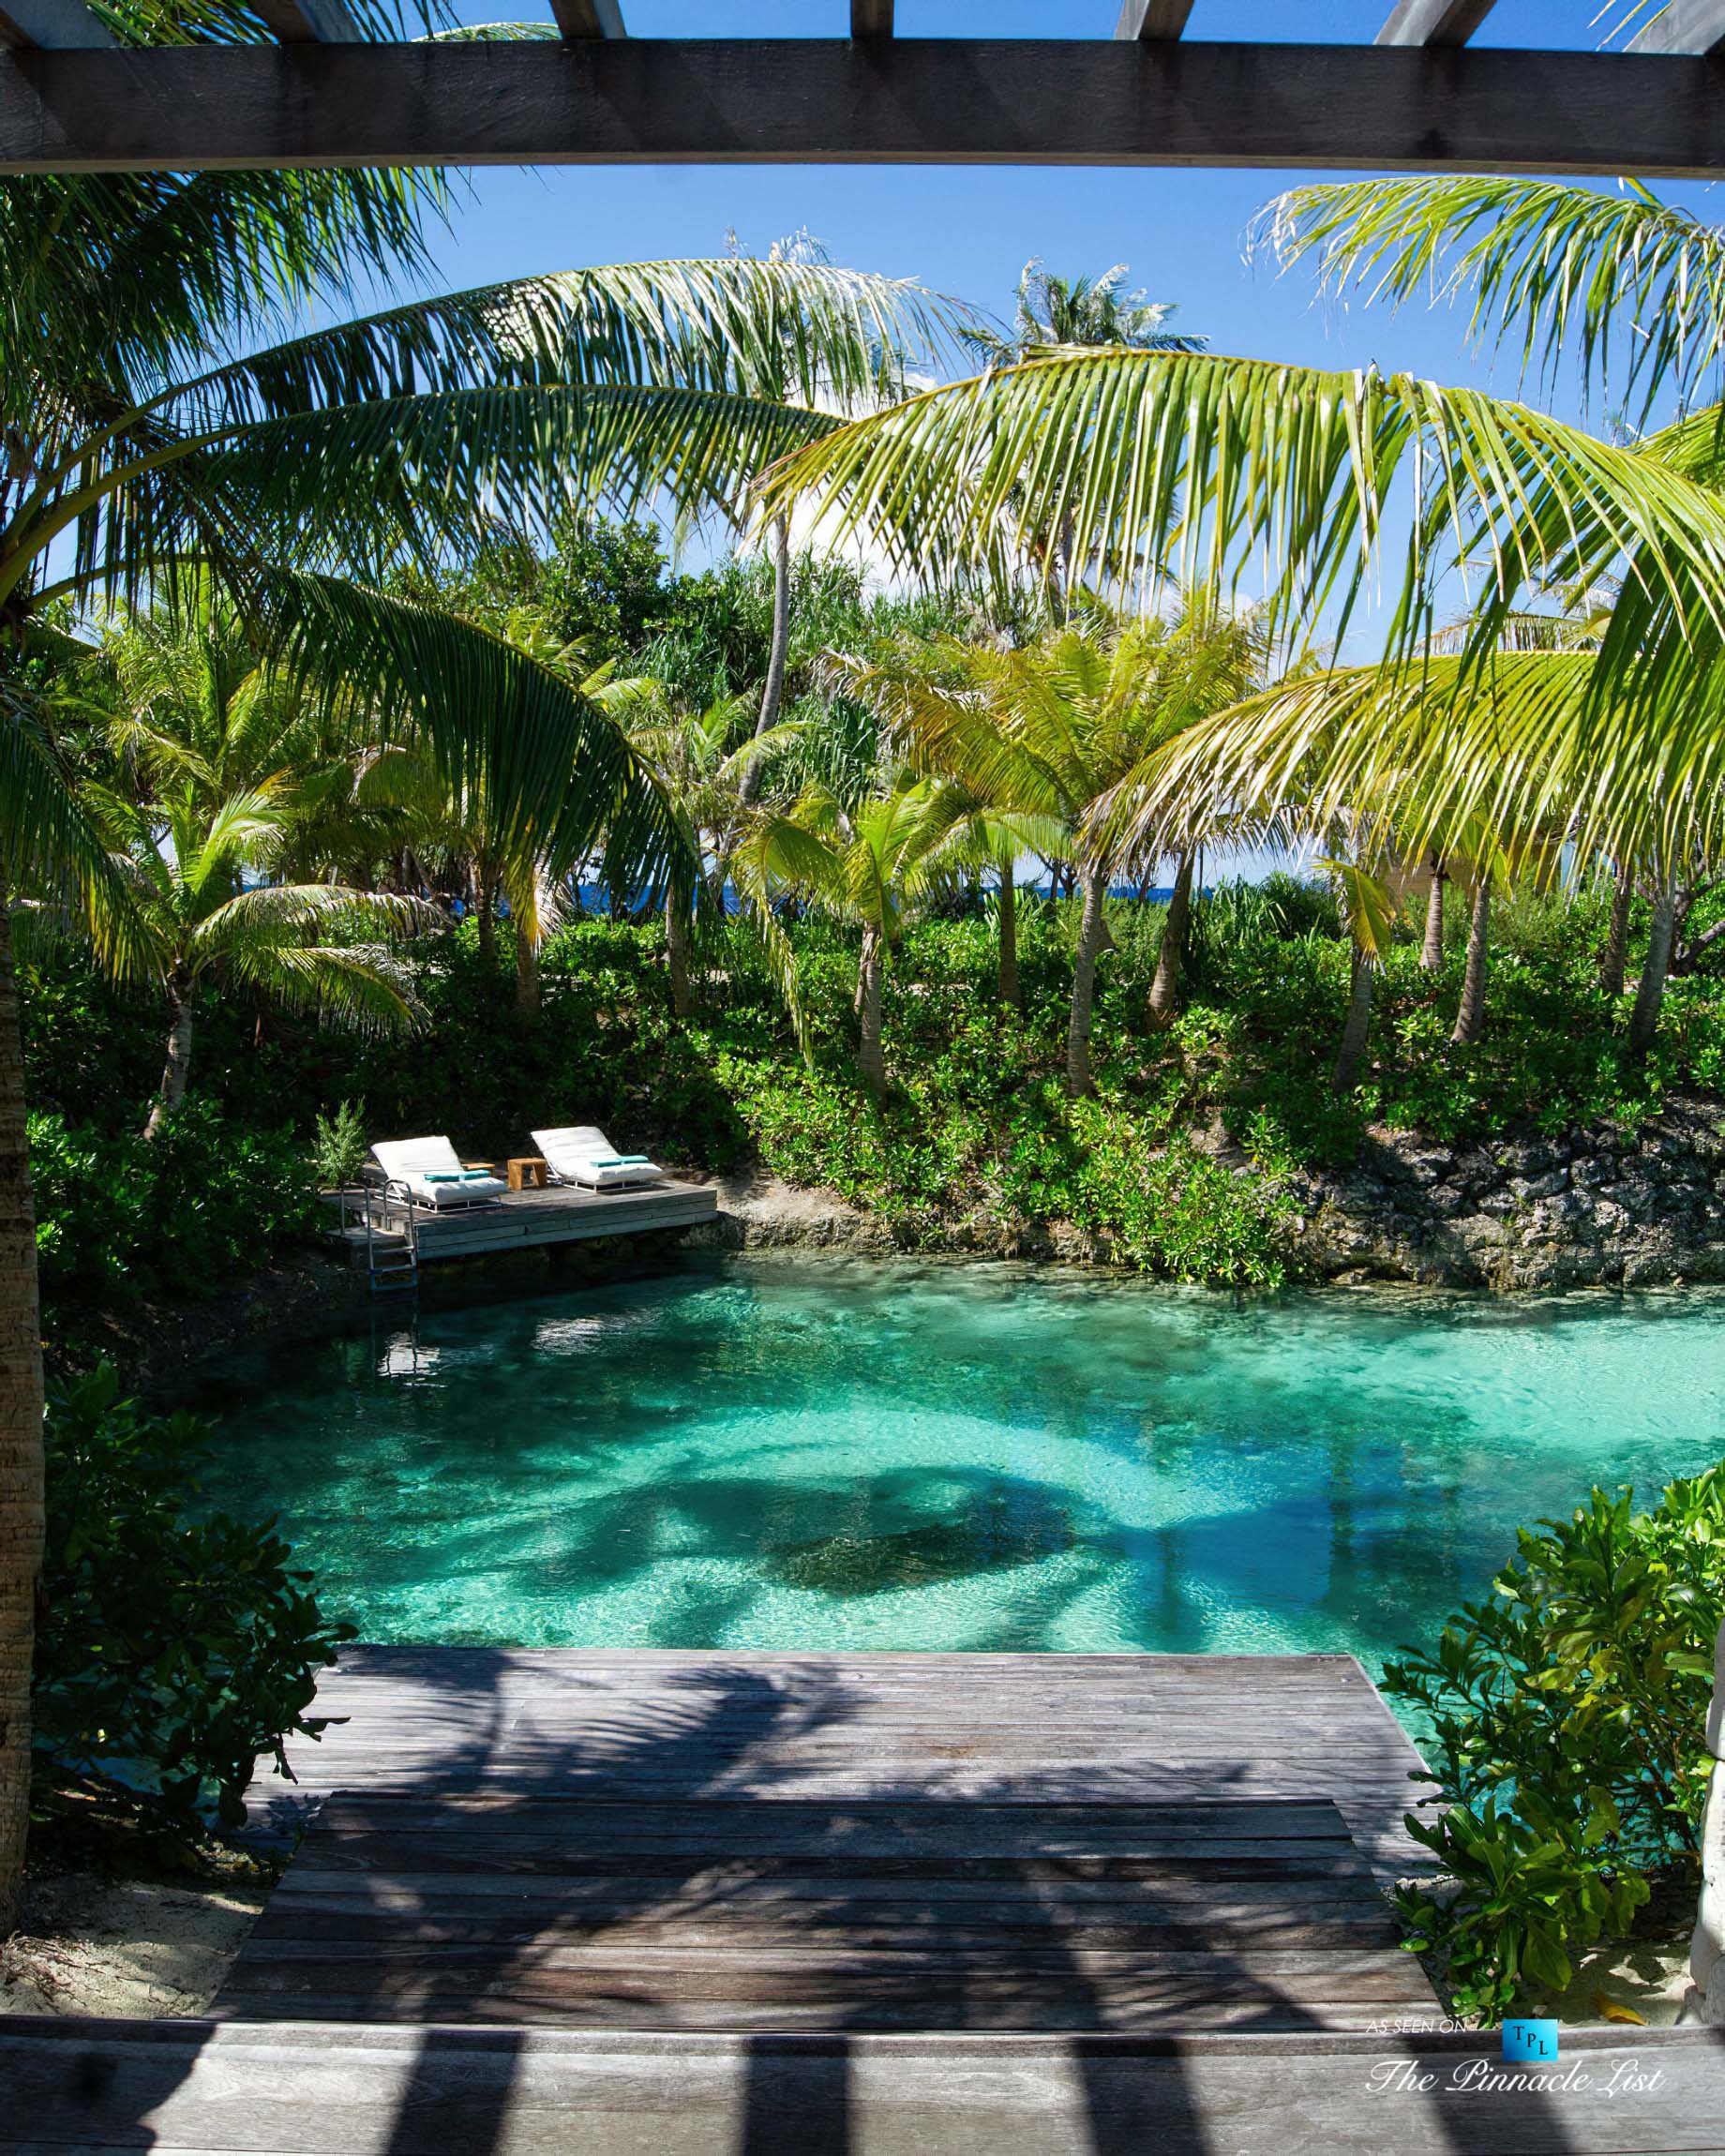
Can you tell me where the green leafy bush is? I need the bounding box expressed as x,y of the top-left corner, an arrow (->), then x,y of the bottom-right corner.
1387,1464 -> 1725,2020
34,1365 -> 353,1833
31,1100 -> 319,1310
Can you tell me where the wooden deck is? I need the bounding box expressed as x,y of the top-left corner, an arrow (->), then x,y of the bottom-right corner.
328,1178 -> 718,1264
221,1649 -> 1442,2034
7,2019 -> 1725,2155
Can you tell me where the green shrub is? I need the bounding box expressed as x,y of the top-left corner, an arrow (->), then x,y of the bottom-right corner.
31,1100 -> 319,1310
33,1365 -> 354,1833
1387,1464 -> 1725,2020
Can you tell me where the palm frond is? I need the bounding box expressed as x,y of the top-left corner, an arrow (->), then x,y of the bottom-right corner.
1257,174 -> 1725,423
756,346 -> 1725,715
0,674 -> 144,978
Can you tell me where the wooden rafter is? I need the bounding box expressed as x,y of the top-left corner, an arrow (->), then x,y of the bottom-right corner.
1628,0 -> 1725,54
1376,0 -> 1498,46
549,0 -> 624,36
0,0 -> 112,49
249,0 -> 361,43
1116,0 -> 1196,36
851,0 -> 893,37
6,38 -> 1725,177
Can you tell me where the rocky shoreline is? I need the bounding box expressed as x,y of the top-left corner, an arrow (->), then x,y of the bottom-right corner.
698,1098 -> 1725,1295
1285,1097 -> 1725,1292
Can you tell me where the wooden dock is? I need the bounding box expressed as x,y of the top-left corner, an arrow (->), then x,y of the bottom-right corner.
11,1650 -> 1725,2153
327,1178 -> 718,1266
220,1648 -> 1441,2033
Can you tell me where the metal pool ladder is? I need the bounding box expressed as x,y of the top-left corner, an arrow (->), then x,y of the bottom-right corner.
341,1184 -> 420,1295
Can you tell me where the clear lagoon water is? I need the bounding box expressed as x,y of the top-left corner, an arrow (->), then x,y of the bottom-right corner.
202,1254 -> 1725,1679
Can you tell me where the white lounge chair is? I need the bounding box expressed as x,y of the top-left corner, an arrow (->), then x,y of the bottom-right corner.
532,1125 -> 666,1191
371,1136 -> 507,1210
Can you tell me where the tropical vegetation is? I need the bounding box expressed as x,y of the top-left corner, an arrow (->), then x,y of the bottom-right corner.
12,118 -> 1725,2023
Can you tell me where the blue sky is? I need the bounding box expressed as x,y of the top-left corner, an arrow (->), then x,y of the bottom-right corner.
420,0 -> 1723,433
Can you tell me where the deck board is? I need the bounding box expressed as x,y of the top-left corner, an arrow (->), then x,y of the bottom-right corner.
224,1649 -> 1442,2033
328,1178 -> 717,1263
6,2019 -> 1724,2154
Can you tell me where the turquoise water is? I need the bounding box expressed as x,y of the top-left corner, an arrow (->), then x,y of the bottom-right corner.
203,1255 -> 1725,1676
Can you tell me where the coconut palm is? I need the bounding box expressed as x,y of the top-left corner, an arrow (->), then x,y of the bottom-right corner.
1128,646 -> 1710,1060
848,602 -> 1271,1090
80,779 -> 428,1137
963,259 -> 1206,366
615,690 -> 770,1018
733,781 -> 944,1096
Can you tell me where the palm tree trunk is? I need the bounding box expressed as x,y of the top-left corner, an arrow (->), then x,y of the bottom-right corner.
1066,869 -> 1111,1100
666,889 -> 693,1020
144,971 -> 194,1139
1147,850 -> 1194,1026
1421,855 -> 1447,971
997,861 -> 1021,1011
1629,878 -> 1677,1057
1331,950 -> 1376,1094
0,903 -> 43,1935
1450,880 -> 1491,1045
1600,867 -> 1633,997
513,919 -> 540,1017
739,515 -> 792,810
476,883 -> 497,964
856,925 -> 886,1097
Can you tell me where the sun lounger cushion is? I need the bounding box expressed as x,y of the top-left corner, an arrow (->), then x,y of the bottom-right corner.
372,1136 -> 507,1207
532,1125 -> 666,1190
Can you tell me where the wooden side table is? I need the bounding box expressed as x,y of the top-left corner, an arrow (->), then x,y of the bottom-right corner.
507,1156 -> 548,1192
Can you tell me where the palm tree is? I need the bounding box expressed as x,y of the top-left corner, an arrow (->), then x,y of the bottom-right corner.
964,259 -> 1206,364
733,781 -> 942,1096
0,150 -> 978,1934
615,690 -> 765,1018
80,777 -> 427,1137
699,232 -> 973,806
850,602 -> 1270,1091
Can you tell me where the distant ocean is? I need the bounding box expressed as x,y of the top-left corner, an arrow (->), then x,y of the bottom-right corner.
559,880 -> 1199,914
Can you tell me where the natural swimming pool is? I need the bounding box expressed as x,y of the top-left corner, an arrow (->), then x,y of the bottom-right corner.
203,1254 -> 1725,1678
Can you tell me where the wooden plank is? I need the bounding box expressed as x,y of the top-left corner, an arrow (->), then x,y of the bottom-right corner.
8,40 -> 1725,180
7,2020 -> 1725,2156
1628,0 -> 1725,53
0,0 -> 112,49
248,0 -> 362,43
1116,0 -> 1196,36
549,0 -> 624,36
1376,0 -> 1497,45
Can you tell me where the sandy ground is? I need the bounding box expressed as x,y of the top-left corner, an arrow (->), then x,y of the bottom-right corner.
0,1863 -> 268,2019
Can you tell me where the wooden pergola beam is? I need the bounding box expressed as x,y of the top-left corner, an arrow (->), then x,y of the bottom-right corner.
1376,0 -> 1497,46
548,0 -> 624,36
851,0 -> 893,37
0,0 -> 112,51
1116,1 -> 1196,36
1628,1 -> 1725,54
249,0 -> 362,44
7,38 -> 1725,178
